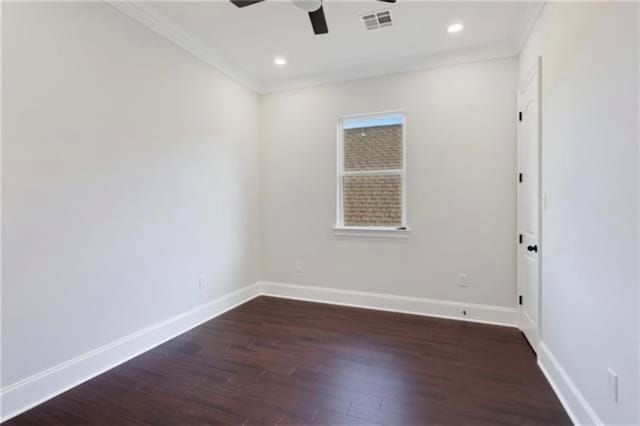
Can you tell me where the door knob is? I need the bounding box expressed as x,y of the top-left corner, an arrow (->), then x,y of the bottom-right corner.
527,245 -> 538,253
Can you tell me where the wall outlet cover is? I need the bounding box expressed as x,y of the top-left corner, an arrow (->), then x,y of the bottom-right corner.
458,273 -> 468,287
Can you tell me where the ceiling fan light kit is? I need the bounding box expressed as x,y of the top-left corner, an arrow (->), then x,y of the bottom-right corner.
230,0 -> 396,35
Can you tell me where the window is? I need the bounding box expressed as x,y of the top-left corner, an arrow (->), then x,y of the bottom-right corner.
336,112 -> 408,236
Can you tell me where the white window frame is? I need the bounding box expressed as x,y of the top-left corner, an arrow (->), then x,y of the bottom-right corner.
334,110 -> 410,238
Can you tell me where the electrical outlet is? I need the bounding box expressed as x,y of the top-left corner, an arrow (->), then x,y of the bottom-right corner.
296,260 -> 303,274
198,275 -> 206,290
607,369 -> 618,403
458,273 -> 468,287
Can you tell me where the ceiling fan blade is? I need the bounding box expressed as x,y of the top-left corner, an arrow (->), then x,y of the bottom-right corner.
378,0 -> 396,2
308,5 -> 328,34
230,0 -> 265,7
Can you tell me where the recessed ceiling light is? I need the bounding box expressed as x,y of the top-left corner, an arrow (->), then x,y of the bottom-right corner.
273,56 -> 287,66
447,23 -> 464,34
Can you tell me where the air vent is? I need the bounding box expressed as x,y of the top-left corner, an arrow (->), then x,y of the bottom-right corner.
361,10 -> 392,30
362,13 -> 379,30
377,10 -> 392,28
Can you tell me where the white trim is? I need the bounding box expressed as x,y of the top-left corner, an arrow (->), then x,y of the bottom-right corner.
516,56 -> 542,353
107,1 -> 261,93
637,4 -> 640,425
515,1 -> 546,54
260,42 -> 518,94
336,111 -> 408,230
538,342 -> 603,425
342,169 -> 404,177
0,283 -> 262,423
401,110 -> 408,227
343,115 -> 404,129
108,2 -> 530,95
519,55 -> 542,92
0,280 -> 529,422
259,281 -> 518,327
333,226 -> 410,238
339,109 -> 408,121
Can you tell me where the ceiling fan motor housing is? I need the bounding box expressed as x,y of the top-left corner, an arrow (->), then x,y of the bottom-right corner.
292,0 -> 322,13
231,0 -> 394,35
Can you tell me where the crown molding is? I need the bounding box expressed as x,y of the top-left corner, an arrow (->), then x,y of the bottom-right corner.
108,1 -> 262,93
109,1 -> 533,95
515,0 -> 546,53
260,40 -> 518,94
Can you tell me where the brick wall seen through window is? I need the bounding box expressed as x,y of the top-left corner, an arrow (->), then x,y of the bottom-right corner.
338,114 -> 406,228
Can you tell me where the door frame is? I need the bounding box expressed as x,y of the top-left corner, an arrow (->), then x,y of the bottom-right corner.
517,56 -> 542,352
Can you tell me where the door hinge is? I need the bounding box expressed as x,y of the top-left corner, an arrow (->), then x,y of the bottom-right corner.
519,295 -> 523,305
518,111 -> 523,122
518,173 -> 523,183
519,234 -> 523,244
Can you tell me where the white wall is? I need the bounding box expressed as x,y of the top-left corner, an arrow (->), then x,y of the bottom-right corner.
1,1 -> 260,388
520,2 -> 639,424
5,1 -> 637,423
260,58 -> 518,309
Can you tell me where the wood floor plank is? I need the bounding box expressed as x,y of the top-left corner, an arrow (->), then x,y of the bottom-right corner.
7,296 -> 571,425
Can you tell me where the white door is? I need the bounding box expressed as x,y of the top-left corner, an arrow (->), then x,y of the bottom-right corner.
517,57 -> 541,353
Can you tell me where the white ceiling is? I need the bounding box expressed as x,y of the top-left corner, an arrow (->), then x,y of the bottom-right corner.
115,1 -> 543,93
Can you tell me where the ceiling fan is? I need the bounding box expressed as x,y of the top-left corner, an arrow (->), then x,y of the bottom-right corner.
230,0 -> 396,35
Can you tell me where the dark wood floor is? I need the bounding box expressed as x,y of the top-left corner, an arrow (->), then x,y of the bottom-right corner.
8,296 -> 570,425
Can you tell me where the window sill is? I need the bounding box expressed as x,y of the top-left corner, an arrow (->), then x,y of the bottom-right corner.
333,226 -> 411,238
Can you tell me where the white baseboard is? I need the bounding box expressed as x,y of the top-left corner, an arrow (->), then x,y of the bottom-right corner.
538,342 -> 602,425
0,282 -> 261,423
1,280 -> 519,422
259,281 -> 518,327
